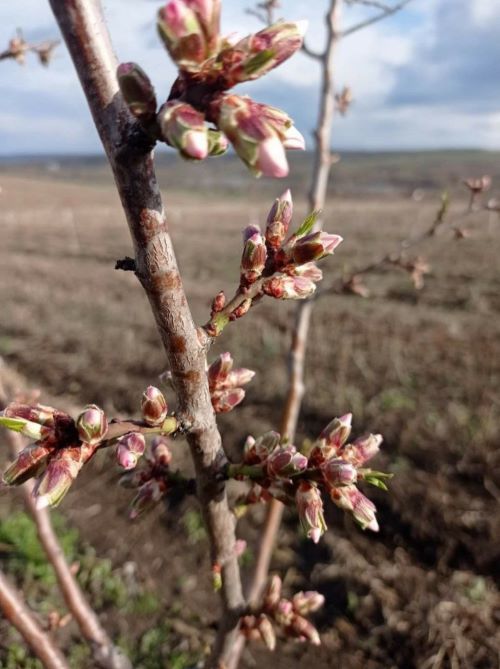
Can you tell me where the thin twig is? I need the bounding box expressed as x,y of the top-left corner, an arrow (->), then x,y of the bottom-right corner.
47,2 -> 244,666
342,0 -> 414,37
0,570 -> 69,669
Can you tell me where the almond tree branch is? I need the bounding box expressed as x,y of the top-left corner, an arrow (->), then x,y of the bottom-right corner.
342,0 -> 414,37
0,570 -> 69,669
0,380 -> 132,669
225,3 -> 342,667
47,0 -> 244,665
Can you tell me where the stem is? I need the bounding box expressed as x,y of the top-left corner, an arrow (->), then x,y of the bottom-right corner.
223,3 -> 342,667
0,388 -> 132,669
341,0 -> 414,37
47,1 -> 244,664
0,570 -> 69,669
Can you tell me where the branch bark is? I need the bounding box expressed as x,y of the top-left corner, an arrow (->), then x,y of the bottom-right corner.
0,570 -> 69,669
47,0 -> 244,665
342,0 -> 414,37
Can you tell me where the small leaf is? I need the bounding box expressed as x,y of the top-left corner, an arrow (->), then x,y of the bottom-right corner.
295,210 -> 321,238
364,476 -> 388,491
0,416 -> 27,432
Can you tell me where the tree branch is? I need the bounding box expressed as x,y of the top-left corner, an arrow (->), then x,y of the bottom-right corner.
342,0 -> 414,38
47,1 -> 244,665
0,570 -> 69,669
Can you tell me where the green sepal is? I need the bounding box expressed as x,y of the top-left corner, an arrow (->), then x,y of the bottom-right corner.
295,210 -> 321,238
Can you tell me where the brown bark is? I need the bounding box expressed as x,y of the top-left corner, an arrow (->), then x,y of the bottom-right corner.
47,1 -> 244,665
0,570 -> 69,669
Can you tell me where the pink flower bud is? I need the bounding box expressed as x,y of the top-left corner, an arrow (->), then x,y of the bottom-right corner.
275,598 -> 294,626
241,230 -> 267,284
292,231 -> 343,265
224,368 -> 256,388
3,402 -> 57,427
141,386 -> 168,426
129,479 -> 165,519
319,413 -> 352,449
257,135 -> 289,178
264,574 -> 282,610
234,539 -> 247,557
116,433 -> 146,470
211,388 -> 245,413
266,445 -> 308,479
76,404 -> 108,445
158,101 -> 208,160
342,433 -> 383,466
116,62 -> 157,121
217,21 -> 306,87
151,436 -> 173,467
292,590 -> 325,616
3,443 -> 53,486
331,485 -> 379,531
321,457 -> 357,487
210,290 -> 226,314
157,2 -> 207,70
266,189 -> 293,249
207,352 -> 233,389
289,615 -> 321,645
257,614 -> 276,651
263,274 -> 317,299
290,262 -> 323,282
295,481 -> 327,543
35,443 -> 96,509
184,0 -> 220,50
282,125 -> 306,150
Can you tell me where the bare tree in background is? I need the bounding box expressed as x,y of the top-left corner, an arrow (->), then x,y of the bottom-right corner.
0,29 -> 59,66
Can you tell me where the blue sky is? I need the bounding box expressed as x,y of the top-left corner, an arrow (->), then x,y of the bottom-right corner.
0,0 -> 499,155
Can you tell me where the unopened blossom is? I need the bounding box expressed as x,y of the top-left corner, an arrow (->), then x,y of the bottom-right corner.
266,445 -> 308,479
321,457 -> 357,487
76,404 -> 108,445
266,189 -> 293,249
116,433 -> 146,470
310,413 -> 352,465
292,591 -> 325,616
331,485 -> 379,531
141,386 -> 168,426
158,101 -> 209,160
263,274 -> 317,299
157,1 -> 209,70
243,430 -> 281,464
129,478 -> 166,520
295,481 -> 327,543
291,231 -> 343,265
240,227 -> 267,284
211,387 -> 245,413
341,433 -> 383,466
151,436 -> 173,466
207,352 -> 255,413
35,443 -> 97,509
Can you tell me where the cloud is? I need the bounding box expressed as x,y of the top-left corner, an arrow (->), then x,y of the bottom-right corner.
0,0 -> 499,154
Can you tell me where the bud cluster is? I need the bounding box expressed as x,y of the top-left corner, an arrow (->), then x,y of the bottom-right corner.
119,437 -> 174,519
205,190 -> 343,336
240,575 -> 324,650
1,386 -> 177,509
117,1 -> 307,176
207,352 -> 255,413
1,33 -> 58,67
231,413 -> 388,542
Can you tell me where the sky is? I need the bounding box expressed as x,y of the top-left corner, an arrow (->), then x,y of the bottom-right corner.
0,0 -> 499,155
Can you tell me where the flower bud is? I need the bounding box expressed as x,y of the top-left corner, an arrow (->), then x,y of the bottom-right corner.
230,298 -> 252,320
292,231 -> 343,265
290,262 -> 323,282
210,290 -> 226,314
264,574 -> 282,610
207,352 -> 233,389
266,445 -> 308,479
289,615 -> 321,645
295,481 -> 326,543
321,457 -> 357,487
211,388 -> 245,413
292,590 -> 325,616
184,0 -> 220,50
225,368 -> 256,388
254,431 -> 281,461
331,485 -> 379,531
282,124 -> 306,150
157,1 -> 207,70
117,62 -> 157,121
151,436 -> 173,467
76,404 -> 108,445
263,274 -> 316,299
274,598 -> 294,626
217,21 -> 306,87
3,443 -> 53,486
214,94 -> 302,178
266,189 -> 293,249
342,433 -> 383,466
257,614 -> 276,651
141,386 -> 168,426
319,413 -> 352,449
35,443 -> 96,509
3,402 -> 57,427
241,230 -> 267,284
116,433 -> 146,470
130,479 -> 165,519
158,101 -> 208,160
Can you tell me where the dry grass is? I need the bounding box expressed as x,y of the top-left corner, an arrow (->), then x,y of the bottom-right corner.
0,159 -> 499,668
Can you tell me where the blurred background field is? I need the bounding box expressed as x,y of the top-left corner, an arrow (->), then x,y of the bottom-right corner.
0,151 -> 499,668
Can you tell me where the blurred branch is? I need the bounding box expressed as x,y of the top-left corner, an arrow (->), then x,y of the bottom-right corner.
47,1 -> 244,667
342,0 -> 415,37
0,380 -> 132,669
0,29 -> 59,66
0,570 -> 69,669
